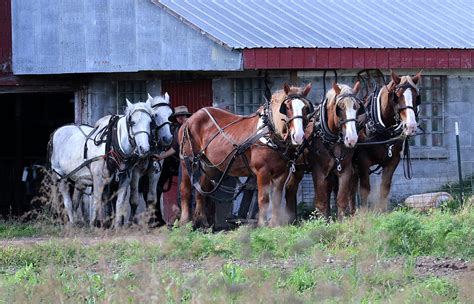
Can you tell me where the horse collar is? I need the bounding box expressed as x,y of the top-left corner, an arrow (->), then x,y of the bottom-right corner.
315,98 -> 341,144
366,89 -> 404,139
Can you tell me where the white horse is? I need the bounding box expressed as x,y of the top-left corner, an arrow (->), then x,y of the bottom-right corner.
48,100 -> 154,226
130,93 -> 174,224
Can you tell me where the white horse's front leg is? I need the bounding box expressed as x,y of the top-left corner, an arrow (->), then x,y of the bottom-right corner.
90,161 -> 110,227
146,160 -> 163,209
115,174 -> 132,227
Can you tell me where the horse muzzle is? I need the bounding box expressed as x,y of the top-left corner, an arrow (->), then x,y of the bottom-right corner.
404,122 -> 417,136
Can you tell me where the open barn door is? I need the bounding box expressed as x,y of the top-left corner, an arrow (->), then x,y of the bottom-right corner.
0,93 -> 74,217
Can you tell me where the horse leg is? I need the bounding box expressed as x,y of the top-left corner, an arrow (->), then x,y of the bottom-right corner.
58,179 -> 74,224
348,171 -> 358,216
359,166 -> 371,210
193,175 -> 211,229
90,162 -> 110,227
336,167 -> 354,221
256,171 -> 271,227
313,170 -> 330,220
285,170 -> 304,224
146,164 -> 161,217
115,175 -> 132,227
130,165 -> 145,223
72,185 -> 85,224
378,161 -> 398,212
269,172 -> 288,227
179,159 -> 192,226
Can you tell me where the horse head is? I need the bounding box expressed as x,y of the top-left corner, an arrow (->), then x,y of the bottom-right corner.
387,70 -> 422,136
146,92 -> 174,146
125,99 -> 154,157
275,83 -> 313,145
328,81 -> 362,148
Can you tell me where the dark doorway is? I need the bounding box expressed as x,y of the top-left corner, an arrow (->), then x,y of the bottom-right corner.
0,92 -> 74,217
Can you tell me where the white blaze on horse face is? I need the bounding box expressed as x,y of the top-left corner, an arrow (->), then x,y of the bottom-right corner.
344,105 -> 358,148
132,111 -> 152,156
402,89 -> 417,136
290,99 -> 305,145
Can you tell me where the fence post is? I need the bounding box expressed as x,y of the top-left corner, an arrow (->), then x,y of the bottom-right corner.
455,122 -> 464,203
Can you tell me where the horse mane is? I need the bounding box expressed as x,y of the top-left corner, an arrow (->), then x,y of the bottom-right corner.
326,83 -> 354,109
125,101 -> 153,116
270,90 -> 288,137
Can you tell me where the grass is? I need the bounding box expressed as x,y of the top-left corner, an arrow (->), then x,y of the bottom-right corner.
0,206 -> 473,303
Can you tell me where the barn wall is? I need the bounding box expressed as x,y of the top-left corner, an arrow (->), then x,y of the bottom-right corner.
11,0 -> 242,75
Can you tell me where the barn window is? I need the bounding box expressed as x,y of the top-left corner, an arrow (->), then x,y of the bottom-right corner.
117,81 -> 147,113
412,76 -> 445,147
233,78 -> 264,115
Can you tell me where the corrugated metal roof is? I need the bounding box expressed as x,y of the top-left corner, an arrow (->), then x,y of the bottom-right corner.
154,0 -> 474,49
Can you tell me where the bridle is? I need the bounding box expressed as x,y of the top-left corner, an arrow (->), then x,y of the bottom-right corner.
335,93 -> 366,128
151,102 -> 174,130
126,108 -> 154,149
391,80 -> 421,119
279,94 -> 315,127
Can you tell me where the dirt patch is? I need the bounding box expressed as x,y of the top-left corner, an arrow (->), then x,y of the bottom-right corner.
414,256 -> 472,278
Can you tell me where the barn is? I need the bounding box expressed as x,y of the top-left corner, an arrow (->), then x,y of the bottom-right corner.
0,0 -> 472,216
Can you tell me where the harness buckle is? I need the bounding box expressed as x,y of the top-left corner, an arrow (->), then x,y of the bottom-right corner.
289,161 -> 296,173
337,163 -> 342,172
387,144 -> 394,158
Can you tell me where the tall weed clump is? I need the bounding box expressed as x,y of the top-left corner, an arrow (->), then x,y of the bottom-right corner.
379,206 -> 474,257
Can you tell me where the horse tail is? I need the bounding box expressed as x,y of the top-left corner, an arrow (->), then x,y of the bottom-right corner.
46,131 -> 56,170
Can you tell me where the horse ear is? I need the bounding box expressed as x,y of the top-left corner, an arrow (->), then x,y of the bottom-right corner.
126,98 -> 133,108
164,92 -> 170,102
283,83 -> 291,95
303,83 -> 312,97
332,82 -> 341,96
412,70 -> 422,84
147,93 -> 153,101
353,80 -> 361,94
391,70 -> 401,84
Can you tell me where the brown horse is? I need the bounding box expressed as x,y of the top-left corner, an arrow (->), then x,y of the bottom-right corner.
178,83 -> 313,228
352,70 -> 422,212
285,81 -> 362,222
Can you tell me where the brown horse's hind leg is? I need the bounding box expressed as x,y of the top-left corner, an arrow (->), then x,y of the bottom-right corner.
193,175 -> 211,229
359,167 -> 371,210
313,170 -> 331,220
284,170 -> 304,224
179,160 -> 192,226
256,171 -> 271,227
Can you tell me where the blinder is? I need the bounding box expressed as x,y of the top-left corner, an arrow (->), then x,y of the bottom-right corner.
126,108 -> 154,149
392,82 -> 422,118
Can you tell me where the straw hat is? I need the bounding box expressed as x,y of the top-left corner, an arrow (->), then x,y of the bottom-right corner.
169,105 -> 192,122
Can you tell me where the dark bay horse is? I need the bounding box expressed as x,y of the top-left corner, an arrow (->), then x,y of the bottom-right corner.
285,81 -> 363,221
178,83 -> 313,227
353,71 -> 422,212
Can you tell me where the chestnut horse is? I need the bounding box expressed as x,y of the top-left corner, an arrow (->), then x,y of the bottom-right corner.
178,83 -> 313,227
353,71 -> 422,211
285,81 -> 362,221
